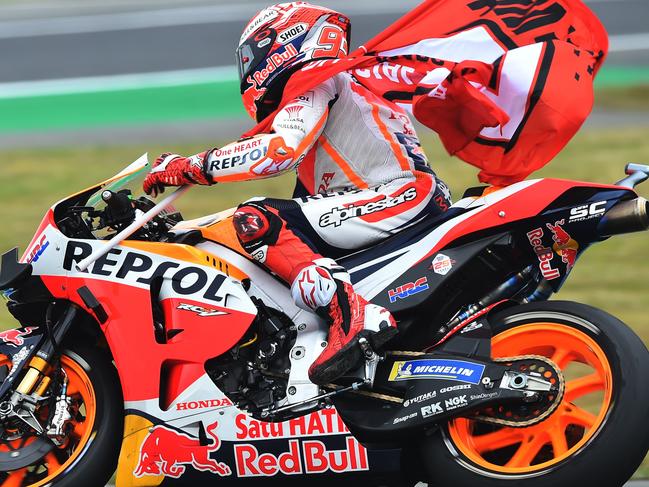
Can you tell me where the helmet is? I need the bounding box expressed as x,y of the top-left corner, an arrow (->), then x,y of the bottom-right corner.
236,2 -> 351,122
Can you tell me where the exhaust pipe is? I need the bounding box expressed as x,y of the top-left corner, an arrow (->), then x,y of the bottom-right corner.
598,198 -> 649,237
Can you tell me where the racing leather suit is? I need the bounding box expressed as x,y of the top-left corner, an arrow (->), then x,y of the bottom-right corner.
145,71 -> 451,384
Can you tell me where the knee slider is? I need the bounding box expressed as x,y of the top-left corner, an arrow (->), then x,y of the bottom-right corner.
233,202 -> 282,252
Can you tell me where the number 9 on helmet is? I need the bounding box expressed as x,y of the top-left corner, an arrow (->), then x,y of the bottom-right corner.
236,2 -> 351,122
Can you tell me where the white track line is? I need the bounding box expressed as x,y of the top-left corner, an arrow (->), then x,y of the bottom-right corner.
0,0 -> 420,39
1,29 -> 647,101
609,33 -> 649,53
0,67 -> 237,99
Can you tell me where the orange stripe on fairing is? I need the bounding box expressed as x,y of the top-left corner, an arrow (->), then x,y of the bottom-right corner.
120,241 -> 248,280
318,136 -> 369,190
349,82 -> 411,171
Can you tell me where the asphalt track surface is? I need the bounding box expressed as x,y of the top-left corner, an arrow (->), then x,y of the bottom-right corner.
0,0 -> 647,84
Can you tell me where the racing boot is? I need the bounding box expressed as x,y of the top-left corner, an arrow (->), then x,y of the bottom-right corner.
290,258 -> 398,385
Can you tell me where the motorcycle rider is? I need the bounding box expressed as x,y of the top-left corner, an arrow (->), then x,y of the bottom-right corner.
143,2 -> 452,385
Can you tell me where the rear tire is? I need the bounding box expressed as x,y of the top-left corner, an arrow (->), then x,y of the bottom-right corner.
416,301 -> 649,487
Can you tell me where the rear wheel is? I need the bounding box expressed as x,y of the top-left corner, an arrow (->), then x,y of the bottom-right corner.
0,345 -> 123,486
417,301 -> 649,487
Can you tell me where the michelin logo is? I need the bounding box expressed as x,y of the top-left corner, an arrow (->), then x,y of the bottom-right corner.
388,359 -> 485,385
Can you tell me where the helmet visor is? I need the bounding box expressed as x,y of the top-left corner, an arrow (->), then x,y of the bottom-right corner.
235,29 -> 277,83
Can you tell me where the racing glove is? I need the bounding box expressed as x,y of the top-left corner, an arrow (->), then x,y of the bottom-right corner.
143,152 -> 212,196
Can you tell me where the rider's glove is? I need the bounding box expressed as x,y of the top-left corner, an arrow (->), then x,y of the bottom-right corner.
143,152 -> 213,196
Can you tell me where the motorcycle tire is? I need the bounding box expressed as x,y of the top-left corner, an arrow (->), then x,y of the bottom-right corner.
414,301 -> 649,487
0,345 -> 123,487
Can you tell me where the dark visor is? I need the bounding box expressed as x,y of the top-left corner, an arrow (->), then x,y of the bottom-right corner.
235,29 -> 278,83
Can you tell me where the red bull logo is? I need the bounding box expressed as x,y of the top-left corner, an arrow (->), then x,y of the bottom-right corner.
134,421 -> 231,479
0,327 -> 38,347
546,219 -> 579,270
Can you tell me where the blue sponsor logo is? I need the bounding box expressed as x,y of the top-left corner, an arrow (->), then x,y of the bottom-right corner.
388,359 -> 485,385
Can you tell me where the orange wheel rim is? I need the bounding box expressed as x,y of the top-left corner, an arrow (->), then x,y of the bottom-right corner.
0,353 -> 97,487
447,323 -> 613,475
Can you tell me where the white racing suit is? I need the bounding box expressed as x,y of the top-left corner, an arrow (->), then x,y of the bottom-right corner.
196,71 -> 452,282
150,71 -> 452,384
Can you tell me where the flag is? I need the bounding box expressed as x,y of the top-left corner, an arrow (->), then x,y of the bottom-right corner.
243,0 -> 608,186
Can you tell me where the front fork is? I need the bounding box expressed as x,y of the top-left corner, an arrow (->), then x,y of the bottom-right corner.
12,304 -> 78,399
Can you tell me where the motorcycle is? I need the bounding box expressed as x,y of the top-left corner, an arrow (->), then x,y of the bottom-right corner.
1,154 -> 649,487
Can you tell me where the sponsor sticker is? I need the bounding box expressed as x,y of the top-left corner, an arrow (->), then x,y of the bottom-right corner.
0,326 -> 38,347
240,8 -> 279,44
388,277 -> 429,303
444,395 -> 468,411
135,422 -> 231,478
278,23 -> 307,43
546,219 -> 579,270
430,254 -> 454,276
438,384 -> 471,394
393,412 -> 418,424
26,234 -> 49,264
470,392 -> 499,401
526,228 -> 560,280
403,391 -> 436,408
460,321 -> 483,334
569,201 -> 607,223
176,398 -> 233,411
177,303 -> 228,318
420,402 -> 443,418
319,187 -> 417,227
389,359 -> 485,385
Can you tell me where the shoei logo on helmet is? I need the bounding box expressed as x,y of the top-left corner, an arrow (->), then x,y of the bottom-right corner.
278,23 -> 307,44
240,8 -> 279,45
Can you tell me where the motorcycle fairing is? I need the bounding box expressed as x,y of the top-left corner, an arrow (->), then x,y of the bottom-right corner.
344,179 -> 632,302
12,221 -> 258,407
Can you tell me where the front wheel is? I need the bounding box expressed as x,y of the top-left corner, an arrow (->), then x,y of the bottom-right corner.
416,301 -> 649,487
0,345 -> 123,487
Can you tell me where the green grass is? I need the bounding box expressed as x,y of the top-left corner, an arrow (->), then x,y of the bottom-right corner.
1,127 -> 649,477
595,85 -> 649,111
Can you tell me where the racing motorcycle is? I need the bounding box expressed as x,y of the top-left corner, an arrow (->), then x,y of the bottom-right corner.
1,154 -> 649,487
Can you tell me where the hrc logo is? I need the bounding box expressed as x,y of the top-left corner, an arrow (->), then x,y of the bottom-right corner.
388,277 -> 429,303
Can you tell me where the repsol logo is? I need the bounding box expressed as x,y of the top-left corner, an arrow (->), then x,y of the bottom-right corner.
63,241 -> 226,302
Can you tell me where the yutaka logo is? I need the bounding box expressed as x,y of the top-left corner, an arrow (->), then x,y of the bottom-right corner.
319,187 -> 417,227
388,359 -> 485,384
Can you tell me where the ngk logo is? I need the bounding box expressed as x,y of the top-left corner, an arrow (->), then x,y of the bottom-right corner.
235,437 -> 368,477
444,395 -> 468,411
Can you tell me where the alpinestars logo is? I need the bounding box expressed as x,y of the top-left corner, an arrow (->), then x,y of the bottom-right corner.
319,188 -> 417,227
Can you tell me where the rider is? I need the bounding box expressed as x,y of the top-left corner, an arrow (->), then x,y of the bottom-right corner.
143,2 -> 452,385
